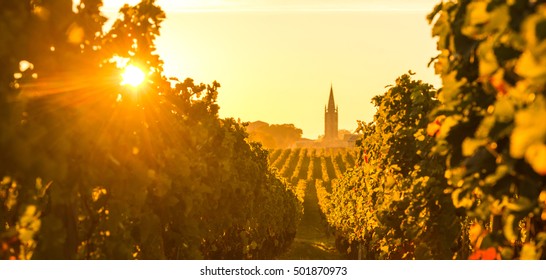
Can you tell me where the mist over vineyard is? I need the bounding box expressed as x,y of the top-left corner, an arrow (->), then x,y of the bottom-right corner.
2,0 -> 546,260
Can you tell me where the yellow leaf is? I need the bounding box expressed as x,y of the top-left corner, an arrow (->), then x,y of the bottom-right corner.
493,96 -> 515,122
510,96 -> 546,158
462,3 -> 509,40
462,138 -> 487,157
520,243 -> 540,260
414,129 -> 426,141
466,2 -> 489,25
515,50 -> 546,86
524,143 -> 546,175
385,175 -> 395,188
437,115 -> 460,139
477,37 -> 499,77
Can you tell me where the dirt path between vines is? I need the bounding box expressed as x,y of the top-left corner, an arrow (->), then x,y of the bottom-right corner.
277,181 -> 343,260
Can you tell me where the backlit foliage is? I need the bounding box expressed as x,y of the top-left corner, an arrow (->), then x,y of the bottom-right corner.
428,0 -> 546,259
0,0 -> 300,259
326,73 -> 463,259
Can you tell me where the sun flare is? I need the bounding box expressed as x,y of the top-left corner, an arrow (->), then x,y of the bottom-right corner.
121,65 -> 146,87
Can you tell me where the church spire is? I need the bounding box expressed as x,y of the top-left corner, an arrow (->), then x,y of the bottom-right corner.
327,83 -> 335,112
325,84 -> 339,141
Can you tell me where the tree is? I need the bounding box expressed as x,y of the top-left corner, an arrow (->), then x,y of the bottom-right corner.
246,121 -> 303,148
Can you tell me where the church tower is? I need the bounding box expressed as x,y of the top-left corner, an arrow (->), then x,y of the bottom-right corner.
324,84 -> 338,141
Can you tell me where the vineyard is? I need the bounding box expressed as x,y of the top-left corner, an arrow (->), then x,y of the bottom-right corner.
268,148 -> 356,259
2,0 -> 546,260
269,148 -> 355,187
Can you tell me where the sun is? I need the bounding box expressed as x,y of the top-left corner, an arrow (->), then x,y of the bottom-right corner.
121,65 -> 146,87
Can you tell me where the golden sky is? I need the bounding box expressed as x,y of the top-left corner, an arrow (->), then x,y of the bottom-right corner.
103,1 -> 438,12
102,1 -> 441,139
